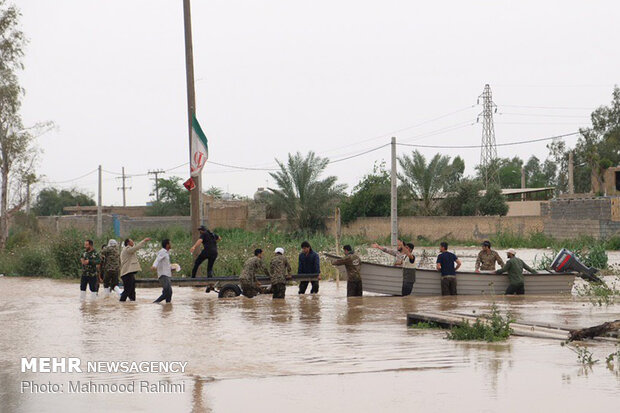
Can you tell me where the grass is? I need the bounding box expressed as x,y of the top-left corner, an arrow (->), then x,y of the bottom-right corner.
446,304 -> 514,342
561,342 -> 599,365
575,277 -> 620,306
409,321 -> 441,329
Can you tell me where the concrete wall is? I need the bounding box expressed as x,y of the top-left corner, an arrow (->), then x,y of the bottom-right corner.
541,197 -> 615,220
506,201 -> 541,217
327,216 -> 545,241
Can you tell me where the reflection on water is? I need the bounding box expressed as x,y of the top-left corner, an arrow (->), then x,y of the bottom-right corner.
0,277 -> 618,412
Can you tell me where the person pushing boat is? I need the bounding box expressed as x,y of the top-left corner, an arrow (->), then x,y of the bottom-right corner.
494,249 -> 536,295
329,245 -> 363,297
475,240 -> 504,272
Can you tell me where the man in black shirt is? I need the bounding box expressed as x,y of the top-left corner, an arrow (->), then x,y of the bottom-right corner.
190,225 -> 221,278
436,242 -> 461,296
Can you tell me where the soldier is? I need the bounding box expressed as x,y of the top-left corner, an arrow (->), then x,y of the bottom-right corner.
101,239 -> 122,298
80,239 -> 101,300
329,245 -> 362,297
475,240 -> 504,272
494,248 -> 536,295
269,247 -> 292,299
240,249 -> 270,298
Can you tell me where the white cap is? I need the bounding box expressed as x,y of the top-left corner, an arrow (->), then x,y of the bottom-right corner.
274,247 -> 285,254
507,248 -> 516,255
108,239 -> 118,247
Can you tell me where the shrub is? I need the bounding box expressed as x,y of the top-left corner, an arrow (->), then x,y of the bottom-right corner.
16,248 -> 57,277
447,304 -> 513,342
479,185 -> 509,216
52,229 -> 87,277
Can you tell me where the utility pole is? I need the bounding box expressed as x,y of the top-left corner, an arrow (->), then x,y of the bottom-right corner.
116,167 -> 131,207
568,151 -> 575,195
148,169 -> 166,201
335,207 -> 341,287
521,167 -> 526,201
183,0 -> 202,236
97,165 -> 102,237
478,84 -> 499,188
390,137 -> 398,249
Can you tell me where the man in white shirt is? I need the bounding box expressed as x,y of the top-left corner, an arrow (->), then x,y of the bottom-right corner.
152,239 -> 173,303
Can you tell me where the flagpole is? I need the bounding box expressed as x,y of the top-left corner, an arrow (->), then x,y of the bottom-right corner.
183,0 -> 202,237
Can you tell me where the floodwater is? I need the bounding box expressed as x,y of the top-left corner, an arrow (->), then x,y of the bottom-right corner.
0,277 -> 618,413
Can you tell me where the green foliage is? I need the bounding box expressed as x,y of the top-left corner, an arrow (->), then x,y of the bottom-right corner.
582,243 -> 608,269
479,185 -> 509,216
269,151 -> 346,232
606,346 -> 620,368
146,177 -> 190,216
32,188 -> 95,216
340,162 -> 412,224
575,278 -> 619,306
205,186 -> 223,199
409,321 -> 441,329
447,304 -> 513,342
441,179 -> 482,216
605,236 -> 620,250
562,342 -> 599,365
15,248 -> 56,276
52,229 -> 87,277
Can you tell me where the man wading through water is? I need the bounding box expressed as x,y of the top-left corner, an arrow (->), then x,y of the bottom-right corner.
298,241 -> 320,294
269,247 -> 292,299
371,240 -> 416,295
120,237 -> 150,301
190,225 -> 221,278
495,248 -> 536,295
152,239 -> 173,304
80,239 -> 101,299
329,245 -> 363,297
436,242 -> 461,296
240,249 -> 270,298
101,239 -> 122,298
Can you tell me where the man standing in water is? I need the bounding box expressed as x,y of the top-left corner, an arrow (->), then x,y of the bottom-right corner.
436,242 -> 461,296
120,237 -> 150,302
475,240 -> 504,272
80,239 -> 101,299
152,239 -> 173,303
240,249 -> 270,298
329,245 -> 363,297
269,247 -> 292,299
371,241 -> 416,295
189,225 -> 221,278
298,241 -> 320,294
101,239 -> 122,298
494,248 -> 536,295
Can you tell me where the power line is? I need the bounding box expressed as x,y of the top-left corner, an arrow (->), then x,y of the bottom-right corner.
44,168 -> 98,184
501,104 -> 595,110
400,120 -> 476,143
397,131 -> 580,149
328,143 -> 390,164
498,112 -> 590,118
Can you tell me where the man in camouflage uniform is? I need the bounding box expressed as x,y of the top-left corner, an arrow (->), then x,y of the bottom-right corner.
80,239 -> 101,299
101,239 -> 122,297
330,245 -> 362,297
475,240 -> 504,272
240,249 -> 270,298
270,247 -> 292,299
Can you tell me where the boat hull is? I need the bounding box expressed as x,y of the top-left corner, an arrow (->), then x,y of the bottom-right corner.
360,262 -> 576,296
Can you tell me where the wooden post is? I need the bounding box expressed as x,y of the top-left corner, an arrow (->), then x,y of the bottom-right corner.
183,0 -> 202,239
335,207 -> 341,286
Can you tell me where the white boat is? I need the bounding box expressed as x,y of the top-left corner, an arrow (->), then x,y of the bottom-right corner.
359,262 -> 576,296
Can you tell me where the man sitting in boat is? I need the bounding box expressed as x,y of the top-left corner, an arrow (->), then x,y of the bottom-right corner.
494,249 -> 536,295
475,240 -> 504,272
436,242 -> 461,296
371,241 -> 416,295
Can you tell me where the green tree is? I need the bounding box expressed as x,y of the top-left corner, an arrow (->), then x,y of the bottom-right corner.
205,186 -> 223,199
397,150 -> 452,215
147,177 -> 190,216
269,151 -> 345,232
33,188 -> 95,216
479,185 -> 509,216
0,2 -> 31,249
443,156 -> 465,192
440,179 -> 482,216
339,162 -> 412,224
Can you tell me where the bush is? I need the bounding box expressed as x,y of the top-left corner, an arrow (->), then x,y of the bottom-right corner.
447,304 -> 513,342
605,236 -> 620,250
52,229 -> 87,277
16,248 -> 57,277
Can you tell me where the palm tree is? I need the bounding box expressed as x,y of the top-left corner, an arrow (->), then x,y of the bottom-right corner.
398,150 -> 451,215
269,151 -> 346,232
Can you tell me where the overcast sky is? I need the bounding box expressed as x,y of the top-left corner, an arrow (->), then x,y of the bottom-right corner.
18,0 -> 619,206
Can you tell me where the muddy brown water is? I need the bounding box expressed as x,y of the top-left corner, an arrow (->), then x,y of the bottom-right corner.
0,277 -> 618,413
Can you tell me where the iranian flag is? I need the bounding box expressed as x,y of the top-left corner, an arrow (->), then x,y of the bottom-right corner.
190,114 -> 209,177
